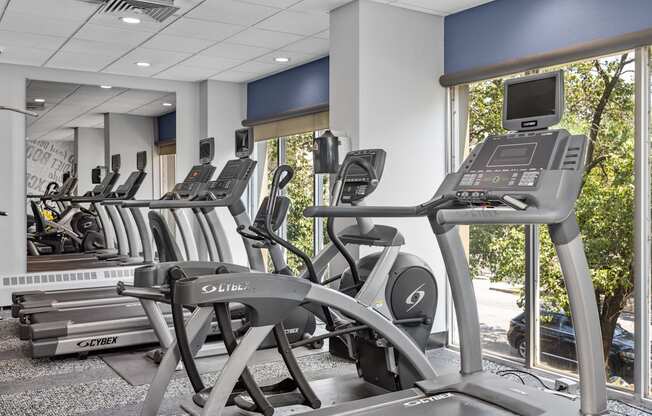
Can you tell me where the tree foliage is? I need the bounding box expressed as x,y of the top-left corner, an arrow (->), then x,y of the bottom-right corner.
468,54 -> 635,369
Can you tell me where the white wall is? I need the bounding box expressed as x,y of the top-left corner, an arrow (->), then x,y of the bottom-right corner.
0,63 -> 199,278
105,113 -> 156,200
75,127 -> 105,194
330,0 -> 448,333
198,80 -> 248,266
0,66 -> 27,275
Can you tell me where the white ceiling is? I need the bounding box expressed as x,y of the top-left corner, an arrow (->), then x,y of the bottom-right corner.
26,80 -> 176,141
0,0 -> 493,83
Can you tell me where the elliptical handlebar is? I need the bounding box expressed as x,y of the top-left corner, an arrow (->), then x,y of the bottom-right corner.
262,165 -> 321,283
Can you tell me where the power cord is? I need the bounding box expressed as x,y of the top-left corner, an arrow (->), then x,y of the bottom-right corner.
496,369 -> 554,390
499,371 -> 525,385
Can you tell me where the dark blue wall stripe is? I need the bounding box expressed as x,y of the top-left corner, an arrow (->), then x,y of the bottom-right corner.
246,57 -> 329,122
445,0 -> 652,75
157,111 -> 176,143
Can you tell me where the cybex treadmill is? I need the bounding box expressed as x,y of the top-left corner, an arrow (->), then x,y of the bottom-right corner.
178,71 -> 608,415
18,143 -> 217,358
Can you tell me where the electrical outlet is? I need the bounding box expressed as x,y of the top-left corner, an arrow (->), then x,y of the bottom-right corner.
555,377 -> 578,394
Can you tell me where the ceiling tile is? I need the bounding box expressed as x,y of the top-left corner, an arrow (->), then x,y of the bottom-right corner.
7,0 -> 98,21
289,0 -> 351,13
172,0 -> 205,14
210,70 -> 258,83
182,55 -> 242,71
0,47 -> 51,66
67,85 -> 127,106
254,49 -> 312,66
154,65 -> 218,81
104,48 -> 191,75
59,38 -> 129,56
187,0 -> 280,26
27,81 -> 80,104
231,60 -> 282,75
46,51 -> 118,72
0,30 -> 66,51
227,27 -> 302,49
75,23 -> 154,46
0,12 -> 82,37
254,10 -> 328,35
283,36 -> 328,54
200,42 -> 271,61
161,17 -> 244,41
66,114 -> 105,128
112,89 -> 169,105
235,0 -> 301,8
142,34 -> 215,54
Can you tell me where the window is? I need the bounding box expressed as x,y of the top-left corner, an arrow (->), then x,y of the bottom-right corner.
455,51 -> 637,393
255,131 -> 329,273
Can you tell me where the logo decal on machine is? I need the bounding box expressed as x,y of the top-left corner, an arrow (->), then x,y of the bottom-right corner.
76,336 -> 118,348
201,281 -> 250,295
405,284 -> 426,312
403,393 -> 452,407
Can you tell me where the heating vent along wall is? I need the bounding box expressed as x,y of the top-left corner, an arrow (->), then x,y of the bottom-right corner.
0,267 -> 136,306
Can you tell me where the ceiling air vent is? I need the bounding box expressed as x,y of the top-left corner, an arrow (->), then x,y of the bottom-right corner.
26,102 -> 45,111
81,0 -> 179,23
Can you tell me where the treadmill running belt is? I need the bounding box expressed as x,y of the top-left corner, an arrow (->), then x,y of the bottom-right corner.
309,392 -> 518,416
29,302 -> 170,325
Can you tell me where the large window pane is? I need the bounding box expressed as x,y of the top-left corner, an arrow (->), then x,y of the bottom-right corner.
536,53 -> 636,391
466,80 -> 526,362
283,132 -> 316,272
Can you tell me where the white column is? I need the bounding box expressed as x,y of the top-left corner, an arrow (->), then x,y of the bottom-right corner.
0,66 -> 27,275
330,0 -> 448,333
198,80 -> 248,266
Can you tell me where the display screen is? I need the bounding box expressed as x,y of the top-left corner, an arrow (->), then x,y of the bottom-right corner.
235,128 -> 252,156
487,143 -> 537,167
506,77 -> 557,120
200,140 -> 212,160
185,167 -> 204,182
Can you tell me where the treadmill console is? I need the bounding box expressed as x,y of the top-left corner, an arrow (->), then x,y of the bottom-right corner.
339,149 -> 386,203
167,164 -> 216,200
450,129 -> 585,206
200,158 -> 257,205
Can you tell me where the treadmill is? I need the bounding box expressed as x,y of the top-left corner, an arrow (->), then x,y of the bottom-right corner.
16,144 -> 217,357
178,71 -> 608,416
14,152 -> 150,319
25,154 -> 123,269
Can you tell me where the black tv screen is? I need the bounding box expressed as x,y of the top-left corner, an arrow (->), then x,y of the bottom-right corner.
506,77 -> 557,120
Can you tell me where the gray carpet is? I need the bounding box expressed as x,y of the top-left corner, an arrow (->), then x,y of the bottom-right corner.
0,310 -> 649,415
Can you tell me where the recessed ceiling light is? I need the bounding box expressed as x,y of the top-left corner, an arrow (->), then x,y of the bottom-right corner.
162,102 -> 173,107
136,62 -> 151,67
34,98 -> 45,103
100,85 -> 112,89
120,16 -> 141,24
274,56 -> 290,63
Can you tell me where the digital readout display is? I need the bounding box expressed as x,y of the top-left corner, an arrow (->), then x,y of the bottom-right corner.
487,143 -> 537,167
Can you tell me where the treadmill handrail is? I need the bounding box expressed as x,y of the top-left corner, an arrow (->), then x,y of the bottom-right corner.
120,200 -> 156,208
304,205 -> 421,218
148,199 -> 229,209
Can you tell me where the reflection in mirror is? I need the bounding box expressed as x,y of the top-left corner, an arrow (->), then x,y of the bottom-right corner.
25,79 -> 176,273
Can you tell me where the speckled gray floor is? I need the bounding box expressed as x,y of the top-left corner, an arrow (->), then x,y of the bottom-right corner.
0,310 -> 649,416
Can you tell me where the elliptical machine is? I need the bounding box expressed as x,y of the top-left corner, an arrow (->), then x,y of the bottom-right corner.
308,143 -> 439,390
